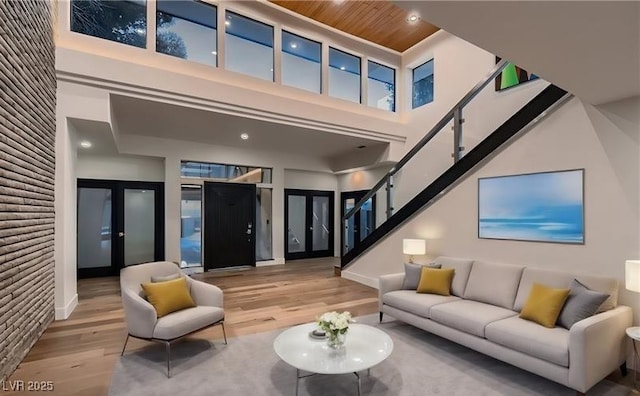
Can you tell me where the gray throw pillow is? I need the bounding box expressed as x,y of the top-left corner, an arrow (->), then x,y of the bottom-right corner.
558,279 -> 608,329
150,273 -> 182,283
403,262 -> 442,290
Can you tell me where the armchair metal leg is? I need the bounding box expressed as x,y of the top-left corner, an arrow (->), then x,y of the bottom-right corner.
166,341 -> 171,378
121,334 -> 130,356
221,322 -> 228,345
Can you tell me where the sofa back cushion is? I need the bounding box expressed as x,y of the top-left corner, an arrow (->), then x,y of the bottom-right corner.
464,261 -> 525,309
433,256 -> 474,297
513,268 -> 618,312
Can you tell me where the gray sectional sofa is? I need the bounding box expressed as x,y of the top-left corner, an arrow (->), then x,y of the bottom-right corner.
378,256 -> 632,395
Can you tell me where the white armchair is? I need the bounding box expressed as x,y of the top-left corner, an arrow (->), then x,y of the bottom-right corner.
120,261 -> 227,377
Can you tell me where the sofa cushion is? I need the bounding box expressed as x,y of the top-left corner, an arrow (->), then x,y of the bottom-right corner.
577,275 -> 618,313
433,257 -> 474,297
485,316 -> 569,367
464,261 -> 524,309
382,290 -> 460,317
513,268 -> 573,311
417,268 -> 455,296
153,306 -> 224,340
519,283 -> 570,328
403,262 -> 442,290
513,268 -> 618,312
557,279 -> 609,329
430,300 -> 517,338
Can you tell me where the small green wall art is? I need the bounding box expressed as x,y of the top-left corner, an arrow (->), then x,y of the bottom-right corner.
495,56 -> 539,91
478,169 -> 585,244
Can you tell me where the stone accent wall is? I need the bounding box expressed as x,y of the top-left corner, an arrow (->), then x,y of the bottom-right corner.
0,0 -> 56,380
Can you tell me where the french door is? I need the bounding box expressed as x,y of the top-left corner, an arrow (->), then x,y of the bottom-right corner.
285,189 -> 334,260
76,179 -> 165,278
341,190 -> 376,254
203,182 -> 256,270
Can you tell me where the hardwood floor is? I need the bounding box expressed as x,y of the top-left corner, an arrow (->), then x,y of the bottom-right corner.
5,258 -> 378,396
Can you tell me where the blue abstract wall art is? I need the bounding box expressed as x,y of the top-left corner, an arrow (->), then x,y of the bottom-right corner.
478,169 -> 584,244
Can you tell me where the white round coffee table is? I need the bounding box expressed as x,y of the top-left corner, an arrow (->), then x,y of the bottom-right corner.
273,322 -> 394,395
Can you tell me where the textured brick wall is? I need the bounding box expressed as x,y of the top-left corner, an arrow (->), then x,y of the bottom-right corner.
0,0 -> 56,380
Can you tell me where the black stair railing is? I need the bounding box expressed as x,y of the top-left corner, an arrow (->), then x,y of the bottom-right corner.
341,60 -> 569,267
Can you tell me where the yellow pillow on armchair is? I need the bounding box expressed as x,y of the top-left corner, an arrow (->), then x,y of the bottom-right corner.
141,277 -> 195,317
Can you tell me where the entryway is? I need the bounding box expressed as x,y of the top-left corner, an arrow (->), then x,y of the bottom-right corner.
284,189 -> 334,260
76,179 -> 165,278
203,182 -> 256,270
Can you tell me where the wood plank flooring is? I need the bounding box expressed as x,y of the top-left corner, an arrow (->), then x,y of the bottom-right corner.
5,258 -> 378,396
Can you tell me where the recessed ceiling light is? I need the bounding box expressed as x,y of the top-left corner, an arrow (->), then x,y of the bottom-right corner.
240,133 -> 249,140
211,51 -> 217,55
406,14 -> 420,23
333,0 -> 345,4
340,66 -> 346,71
290,43 -> 298,49
79,141 -> 92,148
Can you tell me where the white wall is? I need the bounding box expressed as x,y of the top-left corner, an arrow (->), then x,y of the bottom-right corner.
77,154 -> 165,181
345,97 -> 640,319
393,31 -> 549,214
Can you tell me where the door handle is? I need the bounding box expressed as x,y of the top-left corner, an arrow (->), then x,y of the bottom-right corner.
118,232 -> 125,237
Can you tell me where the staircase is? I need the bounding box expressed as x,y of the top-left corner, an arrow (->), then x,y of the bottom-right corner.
341,60 -> 570,268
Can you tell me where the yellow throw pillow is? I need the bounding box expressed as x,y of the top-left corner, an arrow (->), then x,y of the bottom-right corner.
416,267 -> 455,296
519,283 -> 570,328
141,277 -> 196,318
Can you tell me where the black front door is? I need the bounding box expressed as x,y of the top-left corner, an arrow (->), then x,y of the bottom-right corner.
285,189 -> 334,260
77,179 -> 165,278
341,190 -> 376,255
204,182 -> 256,270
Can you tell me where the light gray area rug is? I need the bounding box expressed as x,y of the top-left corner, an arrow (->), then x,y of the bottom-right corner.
109,315 -> 630,395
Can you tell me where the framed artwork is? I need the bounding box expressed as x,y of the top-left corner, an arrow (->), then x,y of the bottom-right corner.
478,169 -> 584,244
495,56 -> 539,91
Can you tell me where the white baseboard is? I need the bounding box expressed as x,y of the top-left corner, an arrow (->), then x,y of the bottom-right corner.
256,258 -> 285,267
55,293 -> 78,320
341,270 -> 379,289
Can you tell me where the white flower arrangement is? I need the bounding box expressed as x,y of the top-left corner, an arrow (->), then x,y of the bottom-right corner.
317,311 -> 352,336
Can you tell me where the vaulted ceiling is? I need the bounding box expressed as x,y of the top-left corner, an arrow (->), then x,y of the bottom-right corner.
269,0 -> 440,52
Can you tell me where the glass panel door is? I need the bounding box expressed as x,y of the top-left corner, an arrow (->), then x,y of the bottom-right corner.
360,197 -> 374,241
341,190 -> 376,255
77,179 -> 164,278
181,185 -> 202,267
312,196 -> 330,252
287,195 -> 306,254
256,188 -> 273,261
77,187 -> 113,276
285,189 -> 334,260
344,198 -> 356,253
123,189 -> 156,266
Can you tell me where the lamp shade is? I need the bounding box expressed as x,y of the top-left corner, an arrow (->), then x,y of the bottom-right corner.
403,239 -> 426,256
625,260 -> 640,292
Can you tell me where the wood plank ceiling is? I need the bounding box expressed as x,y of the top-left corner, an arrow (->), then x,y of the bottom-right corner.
269,1 -> 440,52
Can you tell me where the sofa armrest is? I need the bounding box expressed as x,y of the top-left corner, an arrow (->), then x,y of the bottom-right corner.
188,278 -> 224,308
568,305 -> 632,392
121,289 -> 157,339
378,273 -> 405,311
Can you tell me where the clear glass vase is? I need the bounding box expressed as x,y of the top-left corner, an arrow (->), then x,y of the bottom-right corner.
327,331 -> 347,349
